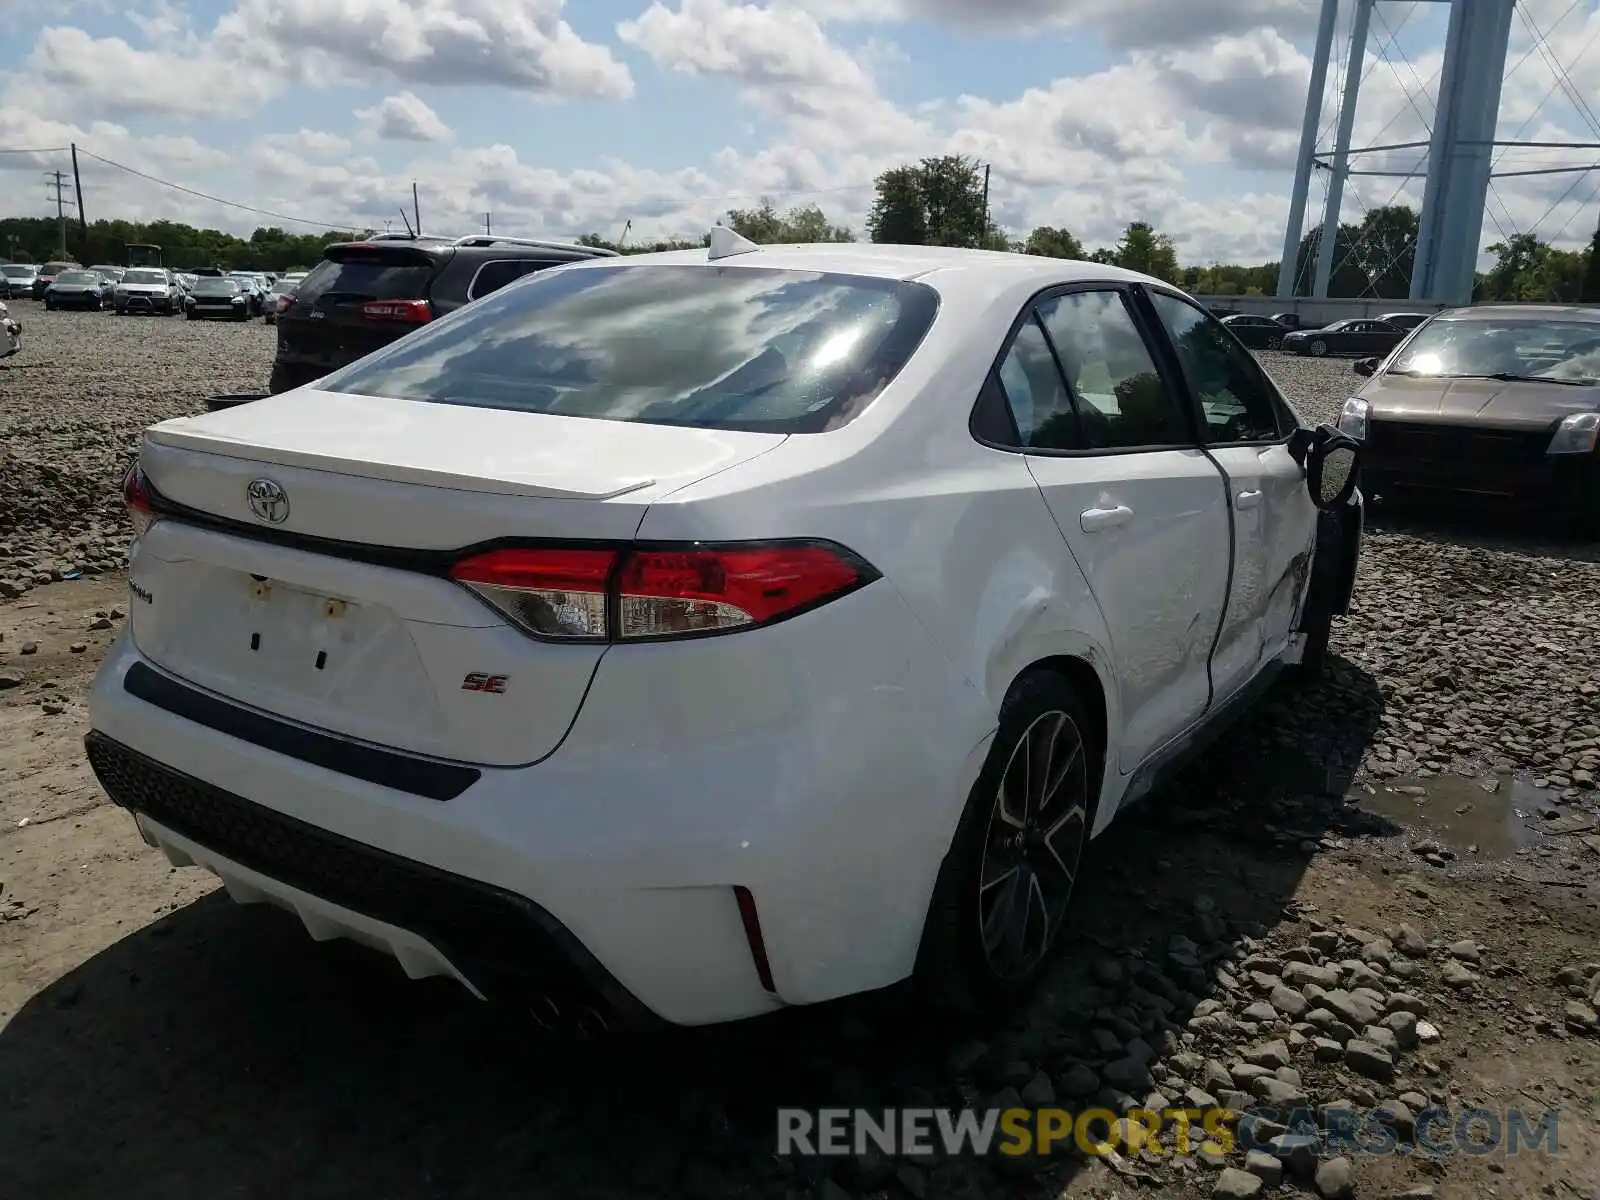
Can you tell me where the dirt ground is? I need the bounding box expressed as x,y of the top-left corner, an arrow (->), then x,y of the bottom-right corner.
2,573 -> 1597,1200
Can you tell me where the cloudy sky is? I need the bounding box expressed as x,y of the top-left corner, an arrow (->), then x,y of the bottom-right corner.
3,0 -> 1599,264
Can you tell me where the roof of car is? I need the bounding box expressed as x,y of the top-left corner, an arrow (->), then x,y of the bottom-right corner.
553,241 -> 1161,288
1436,303 -> 1600,323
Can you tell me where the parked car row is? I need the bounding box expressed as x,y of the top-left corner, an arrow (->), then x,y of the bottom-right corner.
1220,310 -> 1432,354
0,261 -> 311,322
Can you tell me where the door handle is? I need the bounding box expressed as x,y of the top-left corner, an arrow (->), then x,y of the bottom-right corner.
1079,505 -> 1133,532
1235,489 -> 1263,510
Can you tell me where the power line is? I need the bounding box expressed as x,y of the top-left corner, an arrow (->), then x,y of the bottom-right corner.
73,147 -> 359,231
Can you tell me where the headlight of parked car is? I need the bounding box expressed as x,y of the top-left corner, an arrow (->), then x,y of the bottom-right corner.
1337,397 -> 1370,440
1547,411 -> 1599,455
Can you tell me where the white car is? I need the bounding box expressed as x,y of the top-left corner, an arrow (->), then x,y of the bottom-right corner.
86,234 -> 1363,1029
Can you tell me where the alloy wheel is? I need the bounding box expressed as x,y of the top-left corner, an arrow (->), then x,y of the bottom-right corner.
977,710 -> 1089,981
1311,340 -> 1328,356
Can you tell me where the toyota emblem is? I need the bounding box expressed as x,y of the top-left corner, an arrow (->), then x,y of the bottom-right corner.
246,478 -> 290,524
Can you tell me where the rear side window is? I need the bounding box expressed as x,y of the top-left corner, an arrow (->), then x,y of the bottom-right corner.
295,255 -> 436,305
321,265 -> 940,434
468,259 -> 559,300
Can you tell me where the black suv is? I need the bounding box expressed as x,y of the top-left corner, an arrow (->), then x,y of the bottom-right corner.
268,234 -> 618,394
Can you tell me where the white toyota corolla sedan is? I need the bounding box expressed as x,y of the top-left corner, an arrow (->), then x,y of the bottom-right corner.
86,232 -> 1363,1029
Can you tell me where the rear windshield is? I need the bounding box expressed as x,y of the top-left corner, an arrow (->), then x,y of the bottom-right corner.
41,263 -> 75,274
57,271 -> 98,284
192,278 -> 239,295
123,270 -> 167,285
320,264 -> 940,433
2,265 -> 34,278
295,255 -> 436,305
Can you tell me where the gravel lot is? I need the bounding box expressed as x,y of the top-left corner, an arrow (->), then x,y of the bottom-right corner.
2,304 -> 1598,1200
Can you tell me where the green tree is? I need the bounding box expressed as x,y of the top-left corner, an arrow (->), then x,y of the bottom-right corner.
1482,233 -> 1550,301
1293,223 -> 1368,297
1112,221 -> 1179,281
866,155 -> 995,247
724,199 -> 852,243
1352,205 -> 1419,297
1021,226 -> 1084,259
1580,220 -> 1600,303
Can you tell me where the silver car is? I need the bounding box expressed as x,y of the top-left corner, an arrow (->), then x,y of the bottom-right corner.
0,264 -> 39,300
261,272 -> 306,324
114,268 -> 183,315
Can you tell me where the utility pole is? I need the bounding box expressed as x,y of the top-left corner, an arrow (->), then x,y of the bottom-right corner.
412,182 -> 421,236
70,143 -> 87,243
980,163 -> 991,247
485,213 -> 492,236
45,170 -> 68,259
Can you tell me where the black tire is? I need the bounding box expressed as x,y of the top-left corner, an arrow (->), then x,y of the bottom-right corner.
44,299 -> 55,311
915,670 -> 1099,1009
185,310 -> 195,320
1267,335 -> 1283,350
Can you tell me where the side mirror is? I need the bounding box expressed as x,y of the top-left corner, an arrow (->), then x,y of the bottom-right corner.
1353,357 -> 1378,377
1305,424 -> 1361,510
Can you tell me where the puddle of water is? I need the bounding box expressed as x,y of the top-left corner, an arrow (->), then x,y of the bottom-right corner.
1352,773 -> 1561,858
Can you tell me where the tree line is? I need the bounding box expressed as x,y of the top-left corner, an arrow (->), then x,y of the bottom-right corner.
5,152 -> 1598,302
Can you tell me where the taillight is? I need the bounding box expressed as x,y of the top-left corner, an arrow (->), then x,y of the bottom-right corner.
447,541 -> 876,642
276,294 -> 293,314
360,299 -> 431,323
121,462 -> 156,538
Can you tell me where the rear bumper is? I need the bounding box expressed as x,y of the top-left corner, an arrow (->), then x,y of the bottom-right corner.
269,358 -> 338,394
85,577 -> 981,1025
87,731 -> 660,1031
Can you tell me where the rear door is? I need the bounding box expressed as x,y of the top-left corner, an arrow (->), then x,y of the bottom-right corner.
277,244 -> 442,373
1145,289 -> 1316,693
998,285 -> 1232,773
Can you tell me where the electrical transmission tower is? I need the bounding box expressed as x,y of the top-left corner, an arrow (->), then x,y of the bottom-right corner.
1277,0 -> 1600,305
45,170 -> 69,259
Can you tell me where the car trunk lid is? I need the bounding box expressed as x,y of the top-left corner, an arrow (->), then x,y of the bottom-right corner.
128,393 -> 785,765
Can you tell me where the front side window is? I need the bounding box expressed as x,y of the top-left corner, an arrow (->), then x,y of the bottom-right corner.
323,264 -> 940,434
1149,291 -> 1284,444
1036,290 -> 1191,449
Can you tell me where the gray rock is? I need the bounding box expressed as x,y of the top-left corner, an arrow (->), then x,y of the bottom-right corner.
1020,1070 -> 1055,1106
0,672 -> 22,689
1362,1024 -> 1400,1055
1283,961 -> 1340,989
1440,961 -> 1479,990
1394,924 -> 1429,957
1212,1166 -> 1265,1198
1251,1076 -> 1307,1108
1345,1039 -> 1396,1082
1386,991 -> 1428,1015
1312,1036 -> 1344,1061
1313,1155 -> 1355,1198
1243,1149 -> 1283,1186
1243,1039 -> 1291,1069
1564,1000 -> 1597,1032
1379,1010 -> 1420,1049
1324,988 -> 1383,1027
1102,1055 -> 1150,1092
1243,1000 -> 1279,1023
1270,984 -> 1309,1018
1060,1062 -> 1100,1097
1447,939 -> 1481,963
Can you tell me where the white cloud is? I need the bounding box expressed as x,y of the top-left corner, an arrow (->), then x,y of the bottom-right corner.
215,0 -> 634,99
356,92 -> 453,142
